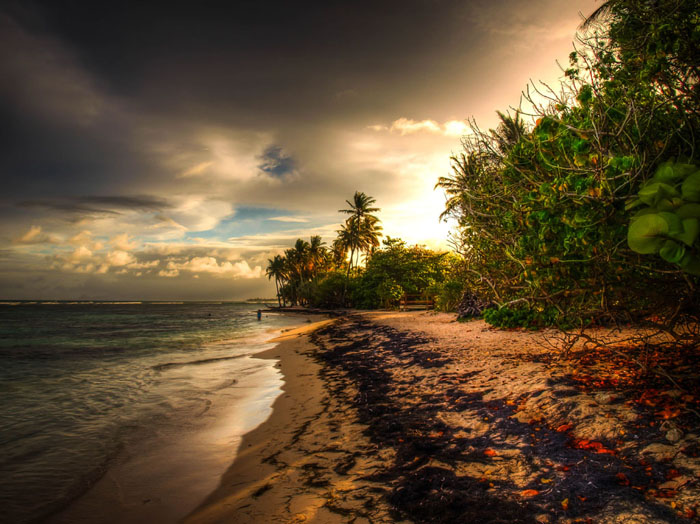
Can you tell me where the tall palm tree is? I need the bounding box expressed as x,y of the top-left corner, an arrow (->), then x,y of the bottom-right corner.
307,235 -> 327,276
340,191 -> 381,226
265,255 -> 286,307
339,191 -> 382,270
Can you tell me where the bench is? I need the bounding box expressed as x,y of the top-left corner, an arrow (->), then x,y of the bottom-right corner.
399,294 -> 435,311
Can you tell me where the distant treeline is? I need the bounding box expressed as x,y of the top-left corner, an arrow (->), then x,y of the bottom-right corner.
266,192 -> 461,310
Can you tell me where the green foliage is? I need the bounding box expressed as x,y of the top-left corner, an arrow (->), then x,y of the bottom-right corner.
269,193 -> 459,310
429,279 -> 464,312
482,306 -> 562,329
301,271 -> 347,308
377,279 -> 404,309
352,238 -> 457,310
626,162 -> 700,275
438,0 -> 700,328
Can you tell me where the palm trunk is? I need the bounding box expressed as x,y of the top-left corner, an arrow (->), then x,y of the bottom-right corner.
343,247 -> 355,306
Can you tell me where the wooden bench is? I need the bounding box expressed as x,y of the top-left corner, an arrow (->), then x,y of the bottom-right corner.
399,294 -> 435,311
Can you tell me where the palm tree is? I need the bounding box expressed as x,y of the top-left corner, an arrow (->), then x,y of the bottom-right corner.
281,239 -> 311,305
490,110 -> 527,155
307,235 -> 327,276
265,255 -> 286,307
339,191 -> 382,270
436,150 -> 488,222
580,1 -> 616,29
340,191 -> 381,226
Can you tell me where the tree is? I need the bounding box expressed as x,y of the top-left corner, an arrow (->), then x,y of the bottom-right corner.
265,255 -> 286,307
338,191 -> 383,271
490,111 -> 527,155
307,235 -> 328,275
437,0 -> 700,328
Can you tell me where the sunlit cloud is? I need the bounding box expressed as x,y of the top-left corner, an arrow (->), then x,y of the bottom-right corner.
14,225 -> 57,244
178,161 -> 214,178
369,118 -> 469,137
110,233 -> 139,251
267,216 -> 309,223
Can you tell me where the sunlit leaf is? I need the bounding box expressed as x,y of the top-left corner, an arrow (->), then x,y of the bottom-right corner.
627,214 -> 670,253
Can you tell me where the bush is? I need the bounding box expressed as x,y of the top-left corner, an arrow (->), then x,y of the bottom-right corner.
351,237 -> 458,310
302,271 -> 347,308
377,279 -> 404,309
483,306 -> 562,329
430,279 -> 464,312
437,0 -> 700,328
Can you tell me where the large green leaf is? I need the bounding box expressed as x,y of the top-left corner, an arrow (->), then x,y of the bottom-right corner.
637,182 -> 680,207
627,213 -> 670,254
631,207 -> 659,221
659,240 -> 686,265
656,198 -> 683,212
653,161 -> 694,183
657,212 -> 684,236
681,256 -> 700,276
625,198 -> 643,211
653,162 -> 680,183
672,218 -> 700,247
681,171 -> 700,202
676,203 -> 700,219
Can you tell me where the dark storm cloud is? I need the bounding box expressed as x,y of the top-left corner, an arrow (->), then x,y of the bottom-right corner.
0,0 -> 596,204
18,195 -> 171,216
2,0 -> 487,125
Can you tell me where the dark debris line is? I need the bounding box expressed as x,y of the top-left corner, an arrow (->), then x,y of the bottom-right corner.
310,315 -> 689,524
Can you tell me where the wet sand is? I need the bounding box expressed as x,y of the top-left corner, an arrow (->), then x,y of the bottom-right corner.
190,311 -> 700,523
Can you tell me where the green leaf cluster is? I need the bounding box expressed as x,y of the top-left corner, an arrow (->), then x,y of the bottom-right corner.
351,238 -> 458,309
627,162 -> 700,275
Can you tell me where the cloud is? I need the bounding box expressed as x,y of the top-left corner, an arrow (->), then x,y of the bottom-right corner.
19,196 -> 170,216
443,120 -> 470,137
15,225 -> 52,244
70,245 -> 93,262
0,0 -> 597,300
369,118 -> 469,137
105,250 -> 135,267
177,257 -> 262,278
390,118 -> 442,135
110,233 -> 138,251
178,161 -> 214,178
165,197 -> 233,232
257,145 -> 296,178
267,216 -> 309,223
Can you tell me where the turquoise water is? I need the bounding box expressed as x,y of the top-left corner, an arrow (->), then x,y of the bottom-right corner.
0,302 -> 300,523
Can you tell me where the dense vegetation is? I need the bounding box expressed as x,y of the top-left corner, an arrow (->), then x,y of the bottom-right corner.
266,192 -> 460,310
437,0 -> 700,330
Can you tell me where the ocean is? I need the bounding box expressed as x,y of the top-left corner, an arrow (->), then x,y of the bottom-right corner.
0,302 -> 303,524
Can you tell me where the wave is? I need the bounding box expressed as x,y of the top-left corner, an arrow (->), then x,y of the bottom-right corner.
152,354 -> 247,371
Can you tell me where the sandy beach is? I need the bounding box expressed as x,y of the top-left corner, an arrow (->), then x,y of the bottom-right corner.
188,311 -> 700,523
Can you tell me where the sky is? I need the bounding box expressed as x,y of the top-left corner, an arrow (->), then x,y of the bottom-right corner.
0,0 -> 598,300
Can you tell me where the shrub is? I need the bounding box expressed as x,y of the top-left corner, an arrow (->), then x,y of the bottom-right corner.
437,0 -> 700,328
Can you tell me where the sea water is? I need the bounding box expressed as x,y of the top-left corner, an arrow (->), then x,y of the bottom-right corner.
0,302 -> 302,524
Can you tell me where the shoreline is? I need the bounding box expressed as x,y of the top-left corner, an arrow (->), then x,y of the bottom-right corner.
184,318 -> 343,523
186,311 -> 700,523
45,313 -> 315,524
